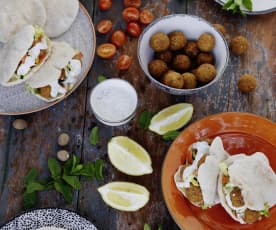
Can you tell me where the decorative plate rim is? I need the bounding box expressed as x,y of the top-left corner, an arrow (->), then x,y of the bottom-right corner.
0,207 -> 97,229
0,3 -> 96,116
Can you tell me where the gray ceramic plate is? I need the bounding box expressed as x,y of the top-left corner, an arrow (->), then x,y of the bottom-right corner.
0,208 -> 97,230
0,3 -> 96,115
215,0 -> 276,14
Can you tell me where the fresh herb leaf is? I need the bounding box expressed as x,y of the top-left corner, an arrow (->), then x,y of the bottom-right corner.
64,157 -> 74,175
48,157 -> 61,180
260,203 -> 270,217
242,0 -> 252,10
89,126 -> 99,146
139,111 -> 154,129
98,75 -> 107,83
71,164 -> 84,174
144,224 -> 151,230
95,159 -> 104,181
62,175 -> 81,190
24,168 -> 38,186
54,180 -> 73,203
23,192 -> 36,209
79,161 -> 95,179
162,130 -> 180,141
158,225 -> 163,230
26,181 -> 46,194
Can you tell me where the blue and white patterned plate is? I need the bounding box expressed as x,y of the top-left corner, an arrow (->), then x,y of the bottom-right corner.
0,208 -> 97,230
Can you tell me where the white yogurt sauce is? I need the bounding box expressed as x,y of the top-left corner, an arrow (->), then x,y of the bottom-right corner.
64,59 -> 82,85
182,141 -> 210,188
16,38 -> 47,76
49,81 -> 67,98
90,79 -> 138,126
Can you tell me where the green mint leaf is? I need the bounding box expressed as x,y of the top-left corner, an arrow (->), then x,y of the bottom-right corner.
98,75 -> 107,83
26,181 -> 46,194
23,192 -> 36,209
64,157 -> 74,175
95,159 -> 104,181
223,0 -> 234,9
89,126 -> 99,146
71,164 -> 84,174
54,180 -> 73,203
24,168 -> 38,186
144,224 -> 151,230
62,175 -> 81,190
162,130 -> 180,141
158,225 -> 163,230
139,111 -> 154,129
48,157 -> 61,180
79,161 -> 95,179
242,0 -> 252,10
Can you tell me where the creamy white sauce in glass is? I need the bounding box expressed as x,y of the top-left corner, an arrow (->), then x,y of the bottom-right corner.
90,79 -> 138,126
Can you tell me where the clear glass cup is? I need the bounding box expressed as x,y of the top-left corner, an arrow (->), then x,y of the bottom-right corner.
90,79 -> 138,126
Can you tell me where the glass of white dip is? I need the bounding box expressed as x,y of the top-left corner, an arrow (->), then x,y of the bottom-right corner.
90,79 -> 138,126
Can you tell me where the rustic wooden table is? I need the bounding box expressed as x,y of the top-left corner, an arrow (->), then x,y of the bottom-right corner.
0,0 -> 275,229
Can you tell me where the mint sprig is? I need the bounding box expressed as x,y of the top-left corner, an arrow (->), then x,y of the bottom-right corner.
223,0 -> 252,15
23,155 -> 104,209
139,111 -> 154,129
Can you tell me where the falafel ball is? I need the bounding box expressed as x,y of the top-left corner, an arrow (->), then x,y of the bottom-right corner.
162,70 -> 184,89
154,50 -> 173,64
213,24 -> 227,36
197,52 -> 215,65
197,33 -> 215,52
243,209 -> 260,224
150,32 -> 170,52
172,54 -> 191,72
182,72 -> 197,89
148,59 -> 168,79
230,36 -> 249,56
230,187 -> 245,207
184,41 -> 200,58
238,74 -> 257,93
168,31 -> 187,51
195,64 -> 216,83
185,183 -> 203,204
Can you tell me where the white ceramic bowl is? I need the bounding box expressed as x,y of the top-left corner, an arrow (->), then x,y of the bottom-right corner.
137,14 -> 229,95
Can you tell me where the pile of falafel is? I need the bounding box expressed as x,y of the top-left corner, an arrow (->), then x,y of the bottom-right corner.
148,31 -> 217,90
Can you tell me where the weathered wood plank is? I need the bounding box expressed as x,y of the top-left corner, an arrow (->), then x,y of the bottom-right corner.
0,79 -> 88,223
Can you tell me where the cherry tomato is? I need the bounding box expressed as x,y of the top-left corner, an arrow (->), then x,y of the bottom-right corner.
124,0 -> 141,8
117,55 -> 132,70
139,9 -> 154,25
99,0 -> 112,11
122,7 -> 140,22
96,43 -> 116,59
97,19 -> 113,34
127,22 -> 141,37
110,30 -> 126,47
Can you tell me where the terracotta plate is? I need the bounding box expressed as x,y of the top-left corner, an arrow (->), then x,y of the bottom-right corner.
0,3 -> 96,115
162,112 -> 276,230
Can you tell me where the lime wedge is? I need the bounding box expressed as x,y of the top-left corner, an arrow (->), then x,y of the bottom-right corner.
98,182 -> 150,211
108,136 -> 153,176
149,103 -> 193,135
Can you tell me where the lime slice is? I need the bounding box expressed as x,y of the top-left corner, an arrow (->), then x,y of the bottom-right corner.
149,103 -> 193,135
108,136 -> 153,176
98,182 -> 150,211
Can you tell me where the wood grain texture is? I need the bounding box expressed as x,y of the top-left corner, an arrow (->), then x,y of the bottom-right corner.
0,0 -> 275,230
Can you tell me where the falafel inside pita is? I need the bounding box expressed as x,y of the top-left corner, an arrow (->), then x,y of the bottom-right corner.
218,152 -> 276,224
174,137 -> 229,209
0,25 -> 51,86
26,41 -> 83,102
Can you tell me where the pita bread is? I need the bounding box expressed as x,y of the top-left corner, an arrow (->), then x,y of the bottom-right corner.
0,25 -> 51,86
0,0 -> 46,43
174,137 -> 229,208
41,0 -> 79,38
27,41 -> 79,102
218,153 -> 276,224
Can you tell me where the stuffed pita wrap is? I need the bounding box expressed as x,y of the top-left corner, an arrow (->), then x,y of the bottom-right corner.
174,137 -> 229,209
0,0 -> 46,42
26,41 -> 83,102
218,152 -> 276,224
0,25 -> 51,86
41,0 -> 79,38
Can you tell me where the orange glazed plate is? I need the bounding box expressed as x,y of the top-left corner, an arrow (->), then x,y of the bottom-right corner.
161,112 -> 276,230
